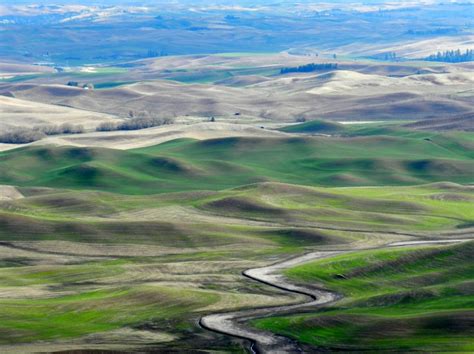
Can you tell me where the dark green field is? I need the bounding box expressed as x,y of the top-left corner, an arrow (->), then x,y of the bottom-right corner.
1,131 -> 472,195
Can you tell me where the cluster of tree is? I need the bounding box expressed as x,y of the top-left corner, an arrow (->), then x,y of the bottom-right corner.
224,15 -> 239,21
370,52 -> 397,61
280,63 -> 338,74
406,28 -> 458,36
96,117 -> 174,132
425,49 -> 473,63
146,49 -> 167,58
0,123 -> 85,144
0,128 -> 45,144
187,26 -> 209,31
34,123 -> 84,135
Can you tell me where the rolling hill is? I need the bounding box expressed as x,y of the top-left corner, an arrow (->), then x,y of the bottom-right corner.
254,241 -> 474,352
0,95 -> 119,132
0,134 -> 472,194
2,57 -> 472,123
1,2 -> 474,352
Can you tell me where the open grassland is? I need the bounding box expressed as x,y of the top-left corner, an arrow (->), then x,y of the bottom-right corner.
0,181 -> 471,352
2,182 -> 473,246
0,249 -> 304,352
0,284 -> 213,344
0,178 -> 472,350
196,182 -> 474,232
0,207 -> 343,351
0,132 -> 472,194
0,127 -> 472,351
281,118 -> 474,136
1,6 -> 473,349
253,242 -> 474,352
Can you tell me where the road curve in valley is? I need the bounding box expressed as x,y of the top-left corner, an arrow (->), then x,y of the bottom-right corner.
199,238 -> 470,353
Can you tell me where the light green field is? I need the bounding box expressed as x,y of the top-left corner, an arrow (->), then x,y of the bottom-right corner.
0,74 -> 46,83
0,125 -> 472,352
72,67 -> 129,76
0,177 -> 472,349
2,182 -> 473,234
0,284 -> 215,344
280,119 -> 470,140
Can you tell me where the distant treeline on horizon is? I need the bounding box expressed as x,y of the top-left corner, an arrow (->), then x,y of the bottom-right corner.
425,49 -> 473,63
280,63 -> 338,74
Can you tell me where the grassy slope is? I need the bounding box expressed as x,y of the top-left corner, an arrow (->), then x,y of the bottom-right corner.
279,119 -> 472,139
2,182 -> 472,242
1,181 -> 470,347
0,133 -> 472,194
0,252 -> 296,349
0,127 -> 472,350
0,283 -> 216,344
0,184 -> 353,347
196,182 -> 474,231
279,119 -> 348,134
253,242 -> 474,351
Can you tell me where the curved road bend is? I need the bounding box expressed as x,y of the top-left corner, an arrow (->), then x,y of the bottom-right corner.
200,239 -> 470,353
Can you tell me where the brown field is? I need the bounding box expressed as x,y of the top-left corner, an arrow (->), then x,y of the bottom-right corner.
1,55 -> 472,126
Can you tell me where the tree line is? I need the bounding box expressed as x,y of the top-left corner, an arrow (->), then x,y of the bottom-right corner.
280,63 -> 338,74
425,49 -> 473,63
0,112 -> 175,144
96,117 -> 174,132
0,123 -> 84,144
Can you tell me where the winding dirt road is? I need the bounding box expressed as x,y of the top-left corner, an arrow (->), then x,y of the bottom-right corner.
199,238 -> 470,353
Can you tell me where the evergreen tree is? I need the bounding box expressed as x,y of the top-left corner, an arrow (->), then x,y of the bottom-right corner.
425,49 -> 473,63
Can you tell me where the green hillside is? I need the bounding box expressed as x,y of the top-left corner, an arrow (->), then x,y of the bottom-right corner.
0,134 -> 472,195
253,242 -> 474,352
0,132 -> 472,351
279,119 -> 347,134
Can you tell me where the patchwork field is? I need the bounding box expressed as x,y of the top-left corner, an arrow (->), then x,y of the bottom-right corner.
2,58 -> 473,124
0,123 -> 472,351
0,66 -> 472,351
1,2 -> 473,350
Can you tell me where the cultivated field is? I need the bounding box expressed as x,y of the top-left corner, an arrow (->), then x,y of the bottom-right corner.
0,126 -> 472,351
2,56 -> 473,124
0,1 -> 473,351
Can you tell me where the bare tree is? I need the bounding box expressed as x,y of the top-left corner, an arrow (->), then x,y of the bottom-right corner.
0,128 -> 46,144
96,117 -> 174,132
